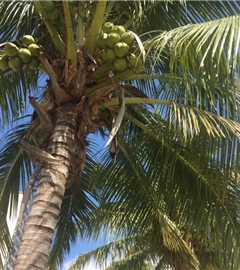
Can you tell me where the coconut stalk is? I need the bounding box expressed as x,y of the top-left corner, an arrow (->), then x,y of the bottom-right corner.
84,68 -> 141,95
38,64 -> 49,75
33,0 -> 65,58
62,1 -> 76,64
127,74 -> 182,81
101,97 -> 172,108
85,0 -> 107,56
88,62 -> 113,80
76,6 -> 85,45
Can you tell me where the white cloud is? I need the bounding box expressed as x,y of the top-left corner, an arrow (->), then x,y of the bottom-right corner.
62,257 -> 77,270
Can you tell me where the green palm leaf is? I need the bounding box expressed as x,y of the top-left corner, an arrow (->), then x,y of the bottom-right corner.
0,118 -> 34,267
0,69 -> 39,126
144,14 -> 240,114
0,118 -> 33,220
81,116 -> 240,269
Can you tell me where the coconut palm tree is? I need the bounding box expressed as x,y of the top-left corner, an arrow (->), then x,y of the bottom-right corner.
0,1 -> 239,270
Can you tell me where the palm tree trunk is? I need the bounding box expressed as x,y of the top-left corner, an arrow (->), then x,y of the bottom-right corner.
14,102 -> 77,270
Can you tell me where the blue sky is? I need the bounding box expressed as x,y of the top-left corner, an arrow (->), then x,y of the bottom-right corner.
62,238 -> 105,270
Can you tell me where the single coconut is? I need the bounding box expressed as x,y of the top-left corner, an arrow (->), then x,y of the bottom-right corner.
4,42 -> 19,57
102,22 -> 114,34
128,53 -> 142,68
97,33 -> 108,50
18,48 -> 32,63
0,58 -> 8,69
99,49 -> 107,62
105,49 -> 117,62
114,42 -> 129,57
22,35 -> 36,46
41,0 -> 55,11
28,44 -> 41,56
121,32 -> 134,46
48,8 -> 59,21
52,18 -> 61,26
106,33 -> 121,48
204,246 -> 211,253
114,57 -> 128,72
111,25 -> 125,37
8,56 -> 24,70
99,48 -> 116,62
27,57 -> 40,69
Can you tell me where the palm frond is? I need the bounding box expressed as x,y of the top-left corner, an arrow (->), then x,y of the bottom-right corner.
0,118 -> 34,220
67,236 -> 141,270
0,0 -> 37,41
0,220 -> 12,269
102,1 -> 240,35
0,118 -> 35,266
0,69 -> 39,126
143,14 -> 240,114
87,115 -> 240,269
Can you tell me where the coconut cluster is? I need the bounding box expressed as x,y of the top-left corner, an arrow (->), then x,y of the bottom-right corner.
192,231 -> 212,252
41,0 -> 78,27
41,0 -> 60,25
97,22 -> 142,72
0,35 -> 41,70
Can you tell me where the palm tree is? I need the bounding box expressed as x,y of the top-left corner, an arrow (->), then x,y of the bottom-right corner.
0,1 -> 239,269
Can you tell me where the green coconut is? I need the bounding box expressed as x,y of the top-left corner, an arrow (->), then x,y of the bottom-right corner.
0,50 -> 6,57
121,32 -> 135,46
52,18 -> 61,26
4,42 -> 19,57
111,25 -> 125,37
114,42 -> 129,57
204,246 -> 211,253
99,48 -> 116,62
102,22 -> 114,34
97,33 -> 108,50
0,58 -> 8,69
106,33 -> 121,48
8,56 -> 24,70
48,8 -> 59,21
99,50 -> 107,62
114,57 -> 128,72
27,57 -> 40,69
22,35 -> 36,46
105,49 -> 117,62
18,48 -> 32,63
41,0 -> 55,11
128,53 -> 142,68
28,44 -> 41,56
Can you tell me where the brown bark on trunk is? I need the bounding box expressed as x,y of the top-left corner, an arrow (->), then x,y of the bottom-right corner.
14,102 -> 77,270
